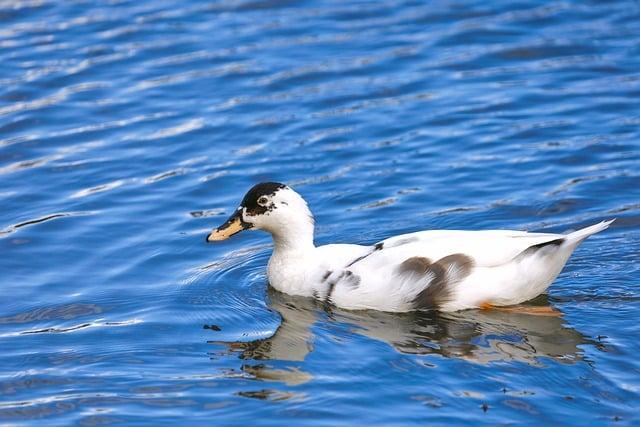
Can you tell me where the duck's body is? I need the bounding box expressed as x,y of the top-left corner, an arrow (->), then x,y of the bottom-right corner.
207,182 -> 612,312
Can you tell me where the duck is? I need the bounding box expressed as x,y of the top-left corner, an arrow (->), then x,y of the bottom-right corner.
206,182 -> 613,313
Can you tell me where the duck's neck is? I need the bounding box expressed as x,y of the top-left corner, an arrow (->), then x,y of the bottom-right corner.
267,212 -> 315,295
268,217 -> 316,295
265,198 -> 317,295
271,215 -> 316,257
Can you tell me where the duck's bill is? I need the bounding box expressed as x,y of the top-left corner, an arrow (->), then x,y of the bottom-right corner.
206,210 -> 252,242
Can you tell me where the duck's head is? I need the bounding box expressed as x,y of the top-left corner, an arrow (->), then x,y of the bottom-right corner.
206,182 -> 313,242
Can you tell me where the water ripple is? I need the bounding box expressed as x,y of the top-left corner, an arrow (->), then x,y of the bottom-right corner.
0,211 -> 97,236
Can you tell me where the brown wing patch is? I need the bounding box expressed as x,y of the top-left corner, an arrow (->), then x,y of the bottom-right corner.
437,254 -> 474,278
398,256 -> 433,275
408,261 -> 448,309
397,254 -> 475,310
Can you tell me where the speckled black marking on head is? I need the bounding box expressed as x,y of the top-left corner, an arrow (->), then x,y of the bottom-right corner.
241,182 -> 286,216
398,254 -> 475,309
321,271 -> 332,282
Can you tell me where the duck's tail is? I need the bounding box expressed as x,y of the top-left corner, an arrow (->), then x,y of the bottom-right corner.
564,219 -> 615,246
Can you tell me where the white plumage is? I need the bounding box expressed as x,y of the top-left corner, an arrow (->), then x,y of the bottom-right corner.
207,182 -> 613,313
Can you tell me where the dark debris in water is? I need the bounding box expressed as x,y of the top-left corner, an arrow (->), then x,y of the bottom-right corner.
411,395 -> 443,408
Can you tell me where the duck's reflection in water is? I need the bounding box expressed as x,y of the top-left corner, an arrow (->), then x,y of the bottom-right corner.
212,289 -> 592,367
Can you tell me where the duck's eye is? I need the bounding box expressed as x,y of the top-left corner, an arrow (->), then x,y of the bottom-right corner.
257,196 -> 268,206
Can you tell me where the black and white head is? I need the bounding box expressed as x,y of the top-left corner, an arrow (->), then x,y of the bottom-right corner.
206,182 -> 313,242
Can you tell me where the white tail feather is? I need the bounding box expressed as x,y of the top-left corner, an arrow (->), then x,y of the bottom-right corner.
565,219 -> 615,244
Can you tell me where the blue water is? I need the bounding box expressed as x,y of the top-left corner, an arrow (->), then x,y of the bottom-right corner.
1,0 -> 639,425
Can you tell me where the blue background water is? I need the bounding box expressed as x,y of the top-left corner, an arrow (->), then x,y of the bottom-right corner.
1,0 -> 639,425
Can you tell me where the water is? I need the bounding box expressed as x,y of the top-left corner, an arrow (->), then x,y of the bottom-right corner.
1,0 -> 639,424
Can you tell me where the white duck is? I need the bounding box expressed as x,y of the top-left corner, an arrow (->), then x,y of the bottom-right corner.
206,182 -> 613,313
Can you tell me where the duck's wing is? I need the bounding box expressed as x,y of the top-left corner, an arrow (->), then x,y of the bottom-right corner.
370,220 -> 614,269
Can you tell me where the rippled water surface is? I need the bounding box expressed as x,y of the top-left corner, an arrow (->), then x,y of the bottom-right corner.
2,0 -> 640,425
